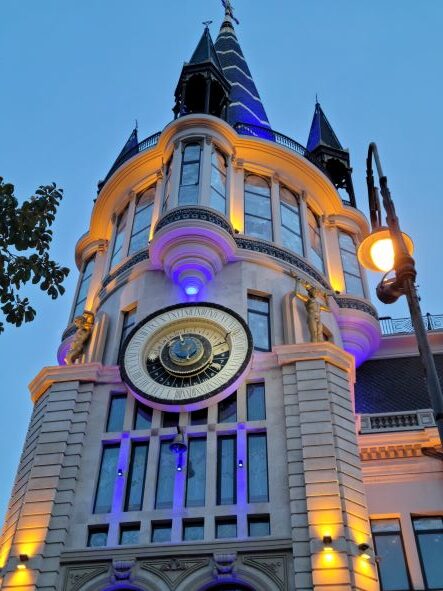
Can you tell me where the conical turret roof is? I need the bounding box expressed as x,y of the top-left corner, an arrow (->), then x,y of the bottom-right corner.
190,26 -> 223,72
307,101 -> 343,152
214,5 -> 270,129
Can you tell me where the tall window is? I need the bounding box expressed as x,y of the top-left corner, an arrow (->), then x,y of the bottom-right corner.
247,383 -> 266,421
307,208 -> 324,272
210,147 -> 227,214
185,438 -> 206,507
218,392 -> 237,423
106,394 -> 126,432
179,143 -> 201,205
119,308 -> 137,357
128,187 -> 155,256
247,295 -> 271,352
244,175 -> 273,241
110,206 -> 129,269
339,231 -> 364,297
155,440 -> 176,509
72,256 -> 95,319
280,187 -> 303,255
217,436 -> 237,505
162,159 -> 172,212
247,433 -> 269,503
413,516 -> 443,590
371,519 -> 411,591
124,442 -> 149,511
134,403 -> 153,430
94,444 -> 120,513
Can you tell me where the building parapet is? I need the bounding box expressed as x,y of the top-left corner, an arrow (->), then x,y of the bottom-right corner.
359,409 -> 436,434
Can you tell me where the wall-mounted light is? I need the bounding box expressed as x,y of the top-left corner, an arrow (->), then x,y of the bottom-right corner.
238,459 -> 244,468
322,535 -> 333,551
17,554 -> 29,570
117,468 -> 123,477
169,427 -> 187,471
358,543 -> 371,560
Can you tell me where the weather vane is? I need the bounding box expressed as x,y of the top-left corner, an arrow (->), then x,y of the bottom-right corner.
202,20 -> 213,28
222,0 -> 240,25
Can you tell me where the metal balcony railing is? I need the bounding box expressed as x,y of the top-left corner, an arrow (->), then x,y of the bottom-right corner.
380,314 -> 443,336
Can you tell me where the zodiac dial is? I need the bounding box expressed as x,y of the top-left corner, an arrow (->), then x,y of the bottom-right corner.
120,303 -> 253,410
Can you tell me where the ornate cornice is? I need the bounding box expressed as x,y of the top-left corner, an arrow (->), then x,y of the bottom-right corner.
154,206 -> 234,236
234,237 -> 330,289
334,295 -> 378,319
102,250 -> 150,288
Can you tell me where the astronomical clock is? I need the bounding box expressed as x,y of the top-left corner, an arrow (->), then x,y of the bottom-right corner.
120,303 -> 253,410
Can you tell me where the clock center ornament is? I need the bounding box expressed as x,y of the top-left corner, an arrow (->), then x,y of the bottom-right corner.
120,303 -> 253,411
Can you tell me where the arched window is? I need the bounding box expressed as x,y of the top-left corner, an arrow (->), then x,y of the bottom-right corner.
280,186 -> 303,255
210,147 -> 227,214
72,255 -> 95,319
128,187 -> 155,255
109,206 -> 129,269
339,231 -> 365,297
244,174 -> 272,241
179,143 -> 202,205
307,208 -> 324,272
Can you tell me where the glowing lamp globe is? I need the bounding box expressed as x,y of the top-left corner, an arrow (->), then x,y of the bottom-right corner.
358,227 -> 414,273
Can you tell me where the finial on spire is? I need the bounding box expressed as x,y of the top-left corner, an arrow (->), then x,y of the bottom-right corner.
222,0 -> 240,25
315,93 -> 319,105
135,119 -> 138,131
202,20 -> 213,28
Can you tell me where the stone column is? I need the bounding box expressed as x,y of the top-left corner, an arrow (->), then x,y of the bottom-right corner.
276,343 -> 379,591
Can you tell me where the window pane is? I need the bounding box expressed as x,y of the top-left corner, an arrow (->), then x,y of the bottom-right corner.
416,531 -> 443,589
341,249 -> 361,276
134,403 -> 153,430
339,232 -> 356,251
186,438 -> 206,507
151,522 -> 172,543
181,162 -> 200,185
216,519 -> 237,539
183,520 -> 204,541
106,395 -> 126,432
88,528 -> 108,547
245,216 -> 273,241
190,408 -> 207,425
72,256 -> 95,319
183,144 -> 201,162
248,310 -> 270,351
248,296 -> 269,314
124,442 -> 149,511
281,226 -> 303,254
371,519 -> 401,533
217,436 -> 236,505
308,209 -> 324,272
119,308 -> 137,356
248,516 -> 270,537
94,445 -> 120,513
247,434 -> 269,503
373,534 -> 410,591
281,201 -> 301,231
245,175 -> 270,196
128,230 -> 148,256
245,193 -> 272,218
211,163 -> 226,195
132,202 -> 153,236
120,525 -> 140,545
110,208 -> 128,268
218,392 -> 237,423
155,441 -> 176,509
344,273 -> 365,298
413,517 -> 443,531
179,184 -> 199,205
210,188 -> 226,214
162,412 -> 179,428
247,383 -> 266,421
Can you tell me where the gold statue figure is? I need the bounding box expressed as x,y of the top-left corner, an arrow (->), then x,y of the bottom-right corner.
295,279 -> 329,343
65,311 -> 95,365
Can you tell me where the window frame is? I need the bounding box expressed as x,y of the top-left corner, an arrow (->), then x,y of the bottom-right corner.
338,230 -> 365,297
244,173 -> 273,242
127,187 -> 155,256
210,146 -> 228,214
71,255 -> 96,321
178,142 -> 202,206
371,518 -> 412,591
109,205 -> 129,271
279,186 -> 304,255
307,207 -> 325,273
247,294 -> 272,352
412,516 -> 443,590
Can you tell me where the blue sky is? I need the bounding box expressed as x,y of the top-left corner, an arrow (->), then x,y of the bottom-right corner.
1,0 -> 442,524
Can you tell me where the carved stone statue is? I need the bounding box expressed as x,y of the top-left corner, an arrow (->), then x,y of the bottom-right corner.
65,311 -> 95,365
294,279 -> 328,343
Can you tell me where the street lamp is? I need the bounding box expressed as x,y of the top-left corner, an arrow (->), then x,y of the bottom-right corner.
357,142 -> 443,447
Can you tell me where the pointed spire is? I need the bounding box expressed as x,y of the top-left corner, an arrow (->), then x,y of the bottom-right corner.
215,3 -> 271,129
189,25 -> 223,72
307,101 -> 343,153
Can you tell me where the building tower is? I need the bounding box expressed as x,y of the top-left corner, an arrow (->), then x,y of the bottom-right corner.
1,4 -> 442,591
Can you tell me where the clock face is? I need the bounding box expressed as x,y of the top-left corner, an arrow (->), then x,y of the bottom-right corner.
120,303 -> 253,410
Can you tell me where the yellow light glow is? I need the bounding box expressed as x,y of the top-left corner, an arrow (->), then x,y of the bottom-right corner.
370,238 -> 394,272
16,563 -> 27,570
323,550 -> 335,564
358,227 -> 414,273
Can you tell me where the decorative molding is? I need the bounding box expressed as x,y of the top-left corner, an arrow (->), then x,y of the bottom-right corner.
154,206 -> 234,236
102,250 -> 150,288
334,295 -> 378,319
29,363 -> 122,403
213,553 -> 237,580
111,559 -> 135,583
360,443 -> 424,461
274,342 -> 355,378
64,564 -> 108,591
234,237 -> 330,289
140,557 -> 209,589
242,555 -> 288,591
359,409 -> 435,434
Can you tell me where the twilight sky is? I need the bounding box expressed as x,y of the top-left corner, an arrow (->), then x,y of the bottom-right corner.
1,0 -> 442,524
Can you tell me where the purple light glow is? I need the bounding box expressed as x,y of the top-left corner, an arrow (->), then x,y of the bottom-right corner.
184,284 -> 199,296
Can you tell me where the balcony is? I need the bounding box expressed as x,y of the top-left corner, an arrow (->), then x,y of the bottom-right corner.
380,314 -> 443,336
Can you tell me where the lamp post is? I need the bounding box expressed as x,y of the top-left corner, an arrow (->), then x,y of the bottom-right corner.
358,142 -> 443,447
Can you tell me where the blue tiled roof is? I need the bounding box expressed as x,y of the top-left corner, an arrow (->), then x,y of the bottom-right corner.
215,20 -> 270,128
307,102 -> 343,152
